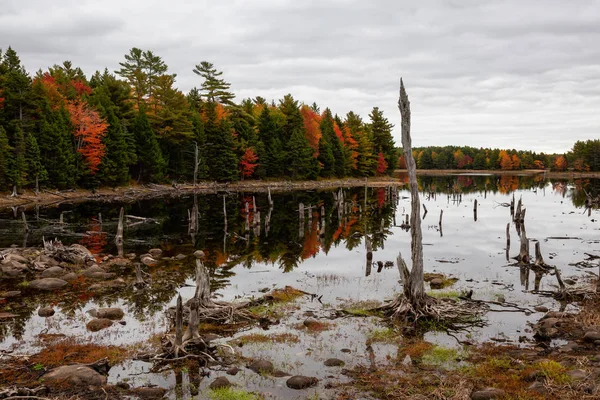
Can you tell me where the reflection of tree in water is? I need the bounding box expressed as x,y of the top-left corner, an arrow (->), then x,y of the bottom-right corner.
418,174 -> 551,196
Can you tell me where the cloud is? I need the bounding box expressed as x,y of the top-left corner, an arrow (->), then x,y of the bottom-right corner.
1,0 -> 599,152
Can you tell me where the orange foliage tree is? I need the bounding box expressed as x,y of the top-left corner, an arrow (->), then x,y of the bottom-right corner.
398,155 -> 407,169
533,160 -> 545,169
511,154 -> 520,170
553,155 -> 567,171
239,147 -> 259,179
300,105 -> 321,156
499,150 -> 513,170
342,126 -> 359,170
67,101 -> 108,174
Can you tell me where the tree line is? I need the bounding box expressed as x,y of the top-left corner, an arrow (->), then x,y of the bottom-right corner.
0,47 -> 398,191
402,142 -> 600,172
1,46 -> 598,193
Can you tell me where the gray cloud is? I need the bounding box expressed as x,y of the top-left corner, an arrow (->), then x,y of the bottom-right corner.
1,0 -> 599,152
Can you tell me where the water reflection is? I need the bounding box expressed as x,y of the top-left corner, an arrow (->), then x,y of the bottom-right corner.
0,174 -> 598,346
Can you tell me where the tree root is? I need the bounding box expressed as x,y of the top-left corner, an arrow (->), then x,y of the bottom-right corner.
376,294 -> 487,331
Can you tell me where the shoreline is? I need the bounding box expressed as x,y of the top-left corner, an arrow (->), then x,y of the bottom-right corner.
1,169 -> 598,210
0,177 -> 404,210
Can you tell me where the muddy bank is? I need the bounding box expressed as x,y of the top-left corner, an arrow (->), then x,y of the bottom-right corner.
0,177 -> 403,210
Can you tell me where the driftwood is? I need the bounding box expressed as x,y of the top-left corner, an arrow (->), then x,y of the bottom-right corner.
115,207 -> 124,257
473,199 -> 478,222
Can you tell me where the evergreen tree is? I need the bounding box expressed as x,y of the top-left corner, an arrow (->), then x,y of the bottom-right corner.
24,129 -> 46,185
257,105 -> 284,177
192,62 -> 235,105
287,127 -> 319,180
368,107 -> 396,174
0,126 -> 11,188
204,102 -> 238,181
9,123 -> 27,188
321,109 -> 346,177
131,111 -> 165,182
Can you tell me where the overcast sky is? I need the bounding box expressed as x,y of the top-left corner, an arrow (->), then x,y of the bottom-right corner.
1,0 -> 599,153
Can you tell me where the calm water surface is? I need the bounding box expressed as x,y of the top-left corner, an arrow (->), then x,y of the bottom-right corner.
1,174 -> 598,399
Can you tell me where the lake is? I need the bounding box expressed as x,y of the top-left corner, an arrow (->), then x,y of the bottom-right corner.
1,173 -> 598,399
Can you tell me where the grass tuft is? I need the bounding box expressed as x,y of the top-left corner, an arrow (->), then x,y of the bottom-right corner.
208,387 -> 262,400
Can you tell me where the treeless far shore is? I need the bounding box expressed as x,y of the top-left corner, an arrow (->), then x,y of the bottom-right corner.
1,169 -> 598,210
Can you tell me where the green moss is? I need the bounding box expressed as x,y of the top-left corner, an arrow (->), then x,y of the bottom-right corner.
535,360 -> 571,385
340,299 -> 382,317
208,387 -> 262,400
421,345 -> 468,368
367,327 -> 401,344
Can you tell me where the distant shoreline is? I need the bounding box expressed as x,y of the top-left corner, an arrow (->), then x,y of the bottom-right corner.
396,169 -> 600,179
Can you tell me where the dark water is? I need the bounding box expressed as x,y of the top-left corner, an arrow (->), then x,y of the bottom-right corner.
1,174 -> 598,399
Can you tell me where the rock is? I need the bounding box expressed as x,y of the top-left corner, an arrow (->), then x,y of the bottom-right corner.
126,253 -> 136,260
29,278 -> 68,291
131,387 -> 167,399
209,376 -> 231,390
116,381 -> 130,390
1,261 -> 28,277
38,306 -> 55,317
148,248 -> 163,258
564,278 -> 576,285
193,250 -> 205,259
527,381 -> 547,394
559,342 -> 579,353
175,253 -> 187,261
533,317 -> 562,340
3,290 -> 21,298
286,375 -> 318,390
0,312 -> 18,319
82,265 -> 104,275
324,358 -> 345,367
86,318 -> 113,332
43,365 -> 106,386
429,278 -> 444,289
248,360 -> 274,374
534,306 -> 549,313
303,318 -> 321,329
402,355 -> 412,366
496,295 -> 506,303
118,321 -> 126,325
5,253 -> 28,264
567,369 -> 588,381
226,366 -> 240,375
584,331 -> 600,342
470,388 -> 505,400
272,370 -> 292,377
341,348 -> 351,353
141,256 -> 159,267
88,308 -> 124,320
61,273 -> 78,281
41,266 -> 65,278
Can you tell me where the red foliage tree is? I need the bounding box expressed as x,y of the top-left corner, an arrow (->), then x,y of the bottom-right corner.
300,105 -> 321,156
376,152 -> 388,175
0,89 -> 4,110
67,101 -> 108,174
239,147 -> 259,179
72,80 -> 92,97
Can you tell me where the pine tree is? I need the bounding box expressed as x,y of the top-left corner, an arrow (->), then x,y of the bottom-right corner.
9,123 -> 27,188
203,102 -> 238,181
0,126 -> 11,188
287,127 -> 319,180
369,107 -> 396,174
131,111 -> 165,182
24,129 -> 46,185
257,105 -> 284,177
192,62 -> 235,105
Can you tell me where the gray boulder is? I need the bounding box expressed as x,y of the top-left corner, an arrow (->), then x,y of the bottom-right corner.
29,278 -> 68,291
43,365 -> 106,386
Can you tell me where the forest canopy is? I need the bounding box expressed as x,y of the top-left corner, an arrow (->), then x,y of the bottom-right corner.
0,46 -> 596,192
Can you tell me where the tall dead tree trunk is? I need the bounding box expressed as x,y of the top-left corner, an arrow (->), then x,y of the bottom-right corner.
398,79 -> 425,306
116,207 -> 124,257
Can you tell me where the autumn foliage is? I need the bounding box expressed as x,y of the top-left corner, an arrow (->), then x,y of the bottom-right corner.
376,152 -> 388,175
239,147 -> 259,178
67,101 -> 108,173
553,155 -> 567,171
300,105 -> 321,156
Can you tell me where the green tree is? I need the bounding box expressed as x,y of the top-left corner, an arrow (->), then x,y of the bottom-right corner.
203,102 -> 238,181
131,111 -> 166,182
0,126 -> 11,188
368,107 -> 396,174
192,62 -> 235,105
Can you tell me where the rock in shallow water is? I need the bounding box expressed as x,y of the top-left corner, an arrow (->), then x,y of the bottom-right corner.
38,306 -> 55,317
286,375 -> 318,390
324,358 -> 345,367
43,365 -> 106,386
86,318 -> 113,332
248,360 -> 274,374
209,376 -> 231,389
41,266 -> 65,278
88,307 -> 124,320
